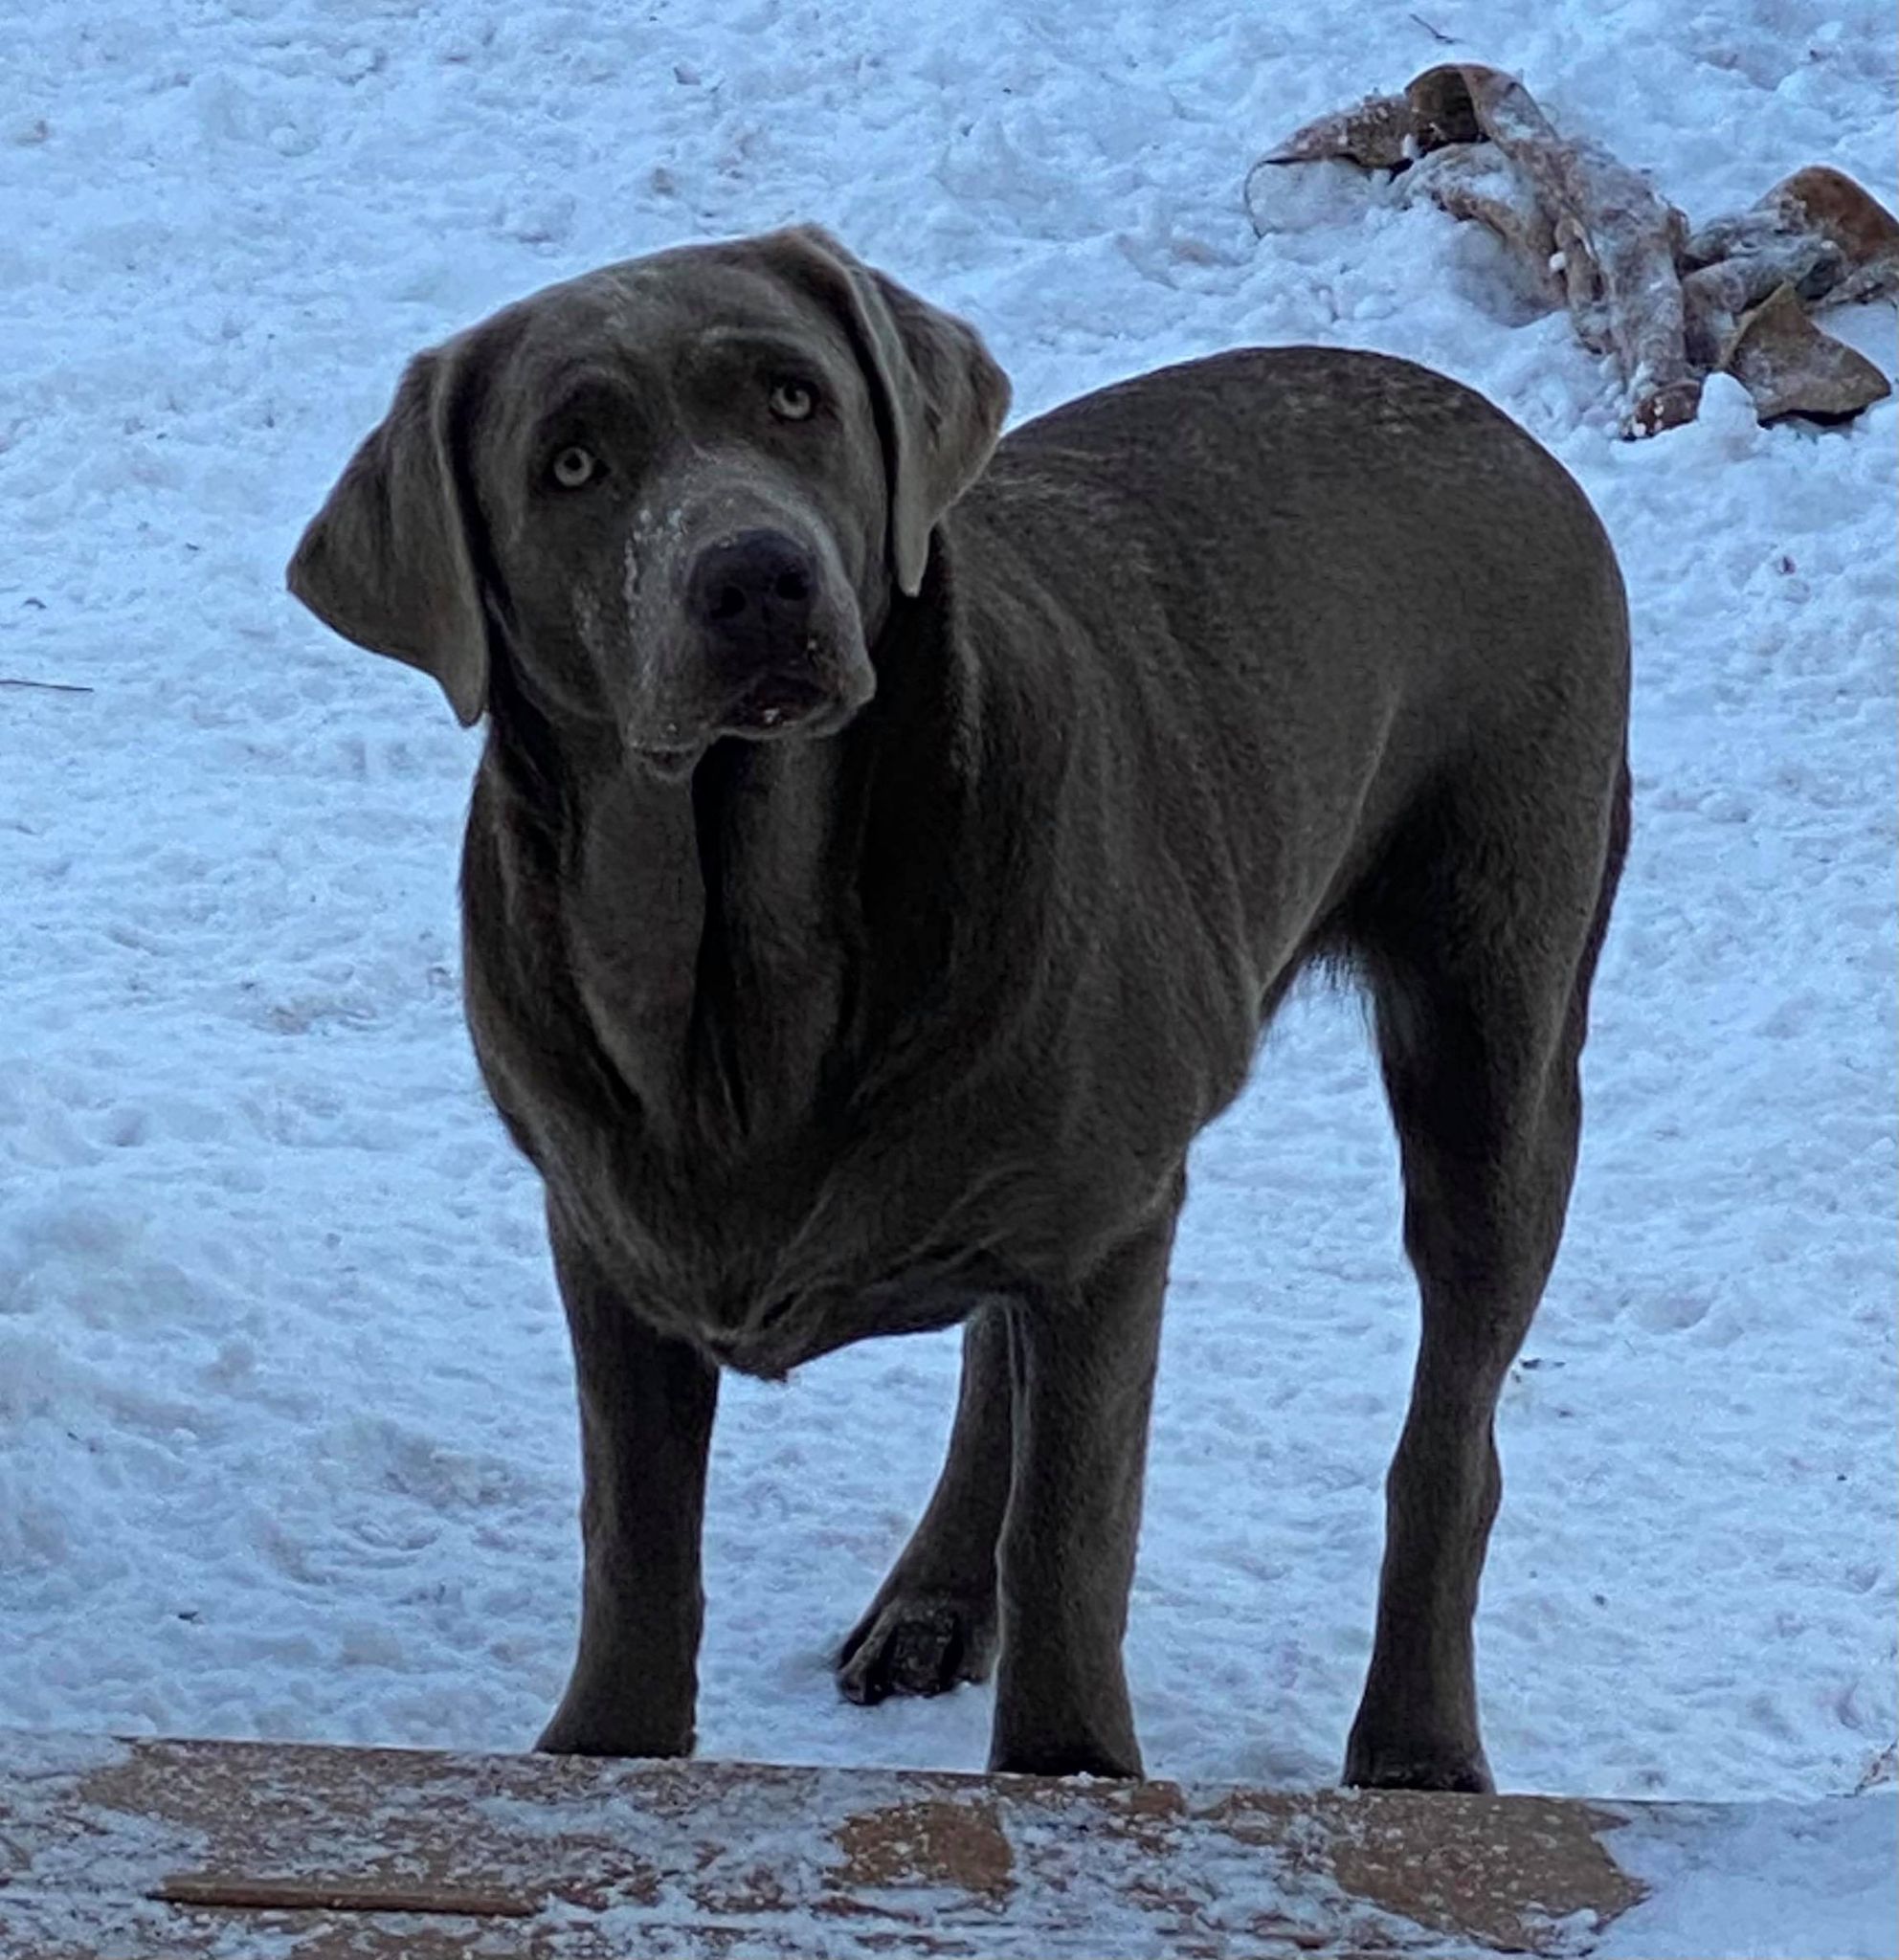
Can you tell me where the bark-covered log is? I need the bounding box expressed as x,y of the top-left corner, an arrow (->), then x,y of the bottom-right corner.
1717,282 -> 1893,423
1261,90 -> 1415,170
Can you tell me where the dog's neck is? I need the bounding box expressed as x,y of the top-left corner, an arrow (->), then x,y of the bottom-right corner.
636,736 -> 861,1146
481,577 -> 978,1160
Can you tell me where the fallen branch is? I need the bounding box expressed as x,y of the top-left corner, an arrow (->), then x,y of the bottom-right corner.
0,676 -> 95,694
1252,66 -> 1896,435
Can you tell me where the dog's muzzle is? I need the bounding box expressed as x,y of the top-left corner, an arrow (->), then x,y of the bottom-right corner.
624,526 -> 875,773
686,528 -> 847,731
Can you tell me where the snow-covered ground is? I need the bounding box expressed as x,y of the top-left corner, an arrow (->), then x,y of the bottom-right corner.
1,0 -> 1892,1924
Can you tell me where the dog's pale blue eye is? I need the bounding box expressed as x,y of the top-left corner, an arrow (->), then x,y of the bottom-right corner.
550,444 -> 598,489
769,380 -> 815,422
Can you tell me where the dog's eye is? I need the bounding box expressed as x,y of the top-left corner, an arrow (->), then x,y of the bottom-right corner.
549,444 -> 600,490
768,378 -> 817,423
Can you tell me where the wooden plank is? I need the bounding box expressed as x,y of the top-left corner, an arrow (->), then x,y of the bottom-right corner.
0,1728 -> 1660,1956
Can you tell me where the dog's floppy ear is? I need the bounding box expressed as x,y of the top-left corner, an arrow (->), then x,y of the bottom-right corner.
286,342 -> 489,726
773,227 -> 1011,597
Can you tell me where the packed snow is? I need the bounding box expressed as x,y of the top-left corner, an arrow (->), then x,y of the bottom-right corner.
1599,1793 -> 1897,1959
1,0 -> 1893,1940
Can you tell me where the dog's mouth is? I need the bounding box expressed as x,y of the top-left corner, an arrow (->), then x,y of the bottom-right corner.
726,670 -> 837,734
626,664 -> 873,780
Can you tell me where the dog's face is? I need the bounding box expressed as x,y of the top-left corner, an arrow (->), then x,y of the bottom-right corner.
480,257 -> 889,773
287,229 -> 1010,772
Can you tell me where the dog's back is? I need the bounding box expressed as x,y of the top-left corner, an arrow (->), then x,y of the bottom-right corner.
938,345 -> 1628,1115
970,346 -> 1626,791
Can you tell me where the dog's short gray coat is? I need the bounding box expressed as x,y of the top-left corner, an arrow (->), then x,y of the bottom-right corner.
289,226 -> 1630,1789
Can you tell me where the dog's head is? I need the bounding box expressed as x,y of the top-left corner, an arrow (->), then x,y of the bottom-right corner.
287,228 -> 1010,772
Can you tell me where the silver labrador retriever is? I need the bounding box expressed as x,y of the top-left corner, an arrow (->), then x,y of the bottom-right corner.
288,226 -> 1629,1790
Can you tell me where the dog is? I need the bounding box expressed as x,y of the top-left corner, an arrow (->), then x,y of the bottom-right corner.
288,225 -> 1630,1790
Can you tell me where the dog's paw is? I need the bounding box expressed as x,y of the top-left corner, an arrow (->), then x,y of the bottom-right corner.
836,1591 -> 995,1705
987,1738 -> 1144,1779
1342,1738 -> 1495,1793
536,1705 -> 694,1759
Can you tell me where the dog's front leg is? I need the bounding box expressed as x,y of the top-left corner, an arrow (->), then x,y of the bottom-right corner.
537,1204 -> 718,1759
988,1192 -> 1178,1778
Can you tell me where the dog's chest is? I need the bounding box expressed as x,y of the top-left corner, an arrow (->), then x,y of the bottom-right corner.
527,914 -> 847,1319
563,773 -> 853,1152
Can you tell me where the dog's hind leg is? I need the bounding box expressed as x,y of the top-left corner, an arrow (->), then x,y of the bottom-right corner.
837,1304 -> 1012,1704
1344,760 -> 1629,1793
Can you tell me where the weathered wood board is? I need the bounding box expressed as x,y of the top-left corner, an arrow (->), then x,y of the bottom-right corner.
0,1727 -> 1690,1956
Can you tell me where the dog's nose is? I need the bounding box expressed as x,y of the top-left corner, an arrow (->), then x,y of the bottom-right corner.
687,530 -> 815,650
